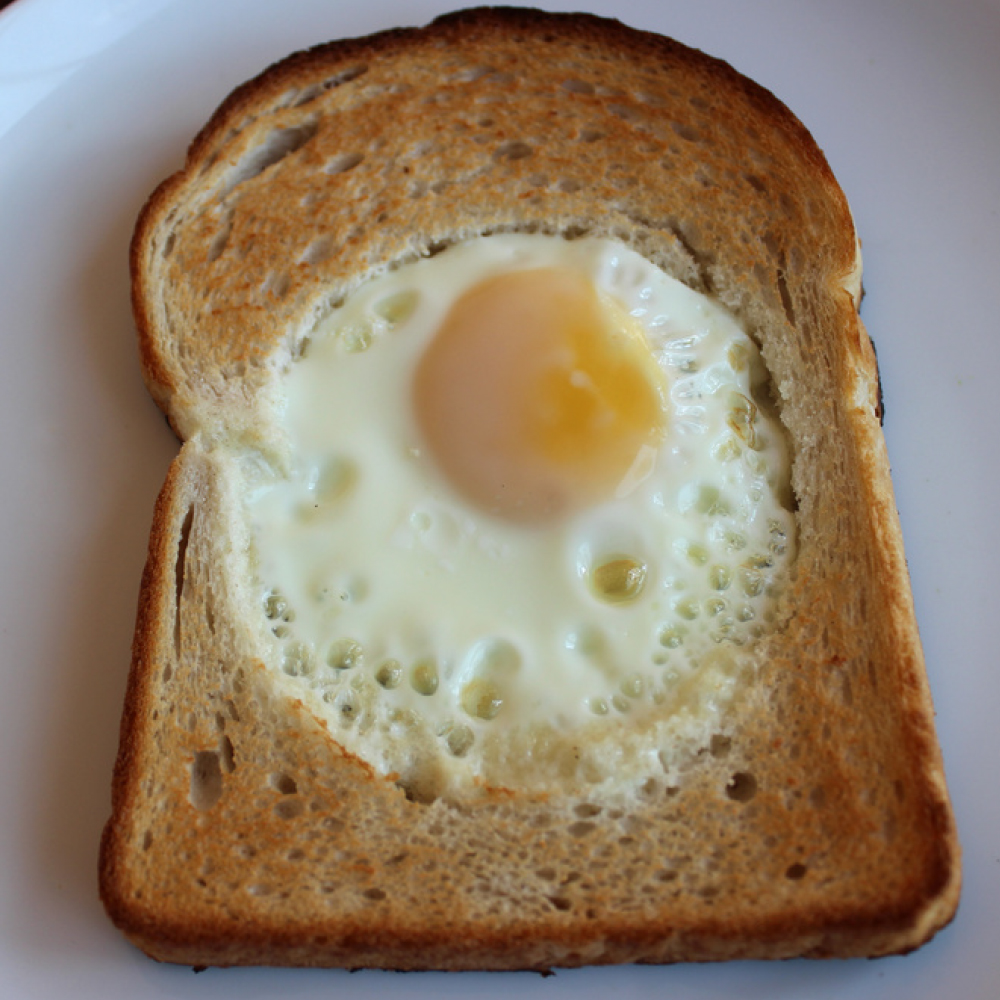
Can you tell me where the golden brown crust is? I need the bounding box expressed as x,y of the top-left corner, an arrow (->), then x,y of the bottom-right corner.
103,6 -> 960,969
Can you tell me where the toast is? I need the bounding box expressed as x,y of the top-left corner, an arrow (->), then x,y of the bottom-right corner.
99,7 -> 960,968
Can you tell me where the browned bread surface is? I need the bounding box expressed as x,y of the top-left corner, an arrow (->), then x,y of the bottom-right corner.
101,6 -> 960,969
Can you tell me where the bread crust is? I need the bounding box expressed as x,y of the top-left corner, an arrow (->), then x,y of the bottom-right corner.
104,6 -> 960,968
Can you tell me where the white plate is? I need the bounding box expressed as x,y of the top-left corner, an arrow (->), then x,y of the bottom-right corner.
1,0 -> 997,996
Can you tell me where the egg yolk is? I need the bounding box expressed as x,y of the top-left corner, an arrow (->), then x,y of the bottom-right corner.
413,267 -> 666,522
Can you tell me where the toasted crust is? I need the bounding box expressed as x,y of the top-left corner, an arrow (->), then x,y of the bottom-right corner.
103,7 -> 959,968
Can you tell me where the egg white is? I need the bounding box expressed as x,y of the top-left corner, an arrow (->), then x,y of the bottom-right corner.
246,235 -> 795,797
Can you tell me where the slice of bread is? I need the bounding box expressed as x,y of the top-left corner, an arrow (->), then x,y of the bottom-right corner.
100,7 -> 960,968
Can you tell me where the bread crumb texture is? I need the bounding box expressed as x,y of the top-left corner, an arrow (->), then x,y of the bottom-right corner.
104,7 -> 959,968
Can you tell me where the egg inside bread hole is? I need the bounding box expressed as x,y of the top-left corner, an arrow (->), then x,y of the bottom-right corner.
247,233 -> 797,801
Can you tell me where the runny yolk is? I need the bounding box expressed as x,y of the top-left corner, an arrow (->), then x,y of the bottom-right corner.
413,267 -> 666,523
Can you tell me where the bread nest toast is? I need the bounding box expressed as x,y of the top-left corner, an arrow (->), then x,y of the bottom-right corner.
100,6 -> 960,968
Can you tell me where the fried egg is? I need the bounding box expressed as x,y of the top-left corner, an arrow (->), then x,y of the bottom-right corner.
247,234 -> 796,798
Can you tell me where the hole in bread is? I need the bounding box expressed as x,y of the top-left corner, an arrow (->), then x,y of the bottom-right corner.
190,751 -> 223,811
141,830 -> 153,851
206,208 -> 234,262
292,84 -> 323,108
709,734 -> 732,757
363,887 -> 387,902
547,895 -> 572,912
493,140 -> 533,162
664,220 -> 715,294
275,798 -> 305,820
161,232 -> 176,258
567,821 -> 596,837
325,152 -> 364,175
259,233 -> 800,802
328,65 -> 368,88
725,771 -> 757,803
173,505 -> 194,657
262,272 -> 291,299
536,867 -> 557,882
292,65 -> 368,108
558,178 -> 582,194
577,128 -> 603,143
671,121 -> 700,143
574,802 -> 601,818
220,735 -> 235,774
744,173 -> 767,194
423,239 -> 452,259
632,778 -> 657,800
301,235 -> 334,266
841,674 -> 854,706
396,778 -> 436,805
561,78 -> 595,95
221,120 -> 319,197
776,269 -> 796,326
609,103 -> 642,123
270,772 -> 298,795
606,161 -> 639,188
785,863 -> 807,880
